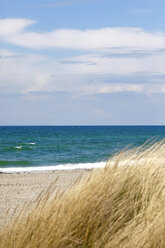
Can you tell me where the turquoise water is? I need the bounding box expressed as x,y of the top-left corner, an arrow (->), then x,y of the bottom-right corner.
0,126 -> 165,172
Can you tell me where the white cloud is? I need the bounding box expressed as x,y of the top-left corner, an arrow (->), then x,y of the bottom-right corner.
0,49 -> 48,94
99,84 -> 143,94
1,17 -> 165,98
1,47 -> 165,97
57,51 -> 165,76
0,18 -> 34,36
0,18 -> 165,51
98,84 -> 165,95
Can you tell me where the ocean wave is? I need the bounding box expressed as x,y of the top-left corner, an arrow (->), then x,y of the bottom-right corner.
25,142 -> 36,145
15,146 -> 23,150
0,158 -> 154,173
0,162 -> 106,173
13,144 -> 36,150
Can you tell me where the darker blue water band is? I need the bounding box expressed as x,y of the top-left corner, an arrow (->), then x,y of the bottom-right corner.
0,126 -> 164,168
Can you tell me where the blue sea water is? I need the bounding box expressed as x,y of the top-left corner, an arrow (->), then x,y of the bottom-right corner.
0,126 -> 165,173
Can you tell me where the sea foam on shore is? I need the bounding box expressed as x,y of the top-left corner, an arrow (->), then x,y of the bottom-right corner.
0,162 -> 106,173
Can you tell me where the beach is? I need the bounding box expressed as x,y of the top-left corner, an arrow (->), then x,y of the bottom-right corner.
0,141 -> 165,247
0,170 -> 90,228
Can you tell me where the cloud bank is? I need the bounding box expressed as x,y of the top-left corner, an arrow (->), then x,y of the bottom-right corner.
1,48 -> 165,97
1,17 -> 165,124
1,18 -> 165,98
0,18 -> 165,51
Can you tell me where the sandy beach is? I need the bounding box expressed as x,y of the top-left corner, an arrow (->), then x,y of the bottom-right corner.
0,170 -> 90,228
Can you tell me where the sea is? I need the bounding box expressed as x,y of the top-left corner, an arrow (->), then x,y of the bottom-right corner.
0,126 -> 165,173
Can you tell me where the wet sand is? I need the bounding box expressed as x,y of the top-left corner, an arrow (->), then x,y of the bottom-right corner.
0,170 -> 90,228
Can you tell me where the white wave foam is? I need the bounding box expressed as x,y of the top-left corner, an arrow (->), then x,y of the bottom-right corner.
15,146 -> 23,149
1,159 -> 151,173
26,142 -> 35,145
0,162 -> 106,173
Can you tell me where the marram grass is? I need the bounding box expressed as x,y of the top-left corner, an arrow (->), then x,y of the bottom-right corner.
1,140 -> 165,248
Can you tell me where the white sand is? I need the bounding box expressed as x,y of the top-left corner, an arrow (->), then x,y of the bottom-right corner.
0,170 -> 90,228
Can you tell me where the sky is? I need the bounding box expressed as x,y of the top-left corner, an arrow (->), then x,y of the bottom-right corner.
0,0 -> 165,125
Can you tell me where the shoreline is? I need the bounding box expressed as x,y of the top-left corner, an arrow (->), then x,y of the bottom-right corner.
0,169 -> 90,228
0,161 -> 106,173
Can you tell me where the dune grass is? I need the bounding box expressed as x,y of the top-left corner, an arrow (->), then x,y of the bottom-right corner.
1,140 -> 165,247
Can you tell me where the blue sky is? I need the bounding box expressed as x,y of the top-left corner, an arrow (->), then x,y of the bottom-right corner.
0,0 -> 165,125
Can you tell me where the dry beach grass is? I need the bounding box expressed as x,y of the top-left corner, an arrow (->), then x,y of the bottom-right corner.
1,140 -> 165,247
